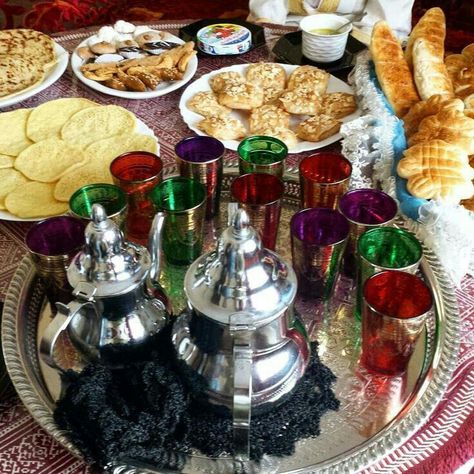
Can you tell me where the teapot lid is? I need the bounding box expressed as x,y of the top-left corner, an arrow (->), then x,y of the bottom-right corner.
184,208 -> 297,325
67,204 -> 150,296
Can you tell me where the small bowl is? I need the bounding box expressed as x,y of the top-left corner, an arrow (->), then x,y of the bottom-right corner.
300,14 -> 353,63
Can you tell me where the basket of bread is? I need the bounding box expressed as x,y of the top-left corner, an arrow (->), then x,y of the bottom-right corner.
369,8 -> 474,209
340,7 -> 474,284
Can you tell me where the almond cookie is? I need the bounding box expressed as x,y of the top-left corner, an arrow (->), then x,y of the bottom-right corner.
297,114 -> 342,142
287,65 -> 330,95
246,62 -> 287,104
321,93 -> 357,119
217,81 -> 264,110
187,91 -> 232,118
279,87 -> 322,115
248,105 -> 290,134
198,116 -> 247,140
209,71 -> 245,93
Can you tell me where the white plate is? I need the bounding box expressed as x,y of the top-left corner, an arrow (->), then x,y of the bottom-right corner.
179,63 -> 361,154
71,31 -> 198,99
0,118 -> 158,222
0,43 -> 69,109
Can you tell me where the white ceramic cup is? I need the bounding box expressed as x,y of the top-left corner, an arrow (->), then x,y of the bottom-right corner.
300,14 -> 353,63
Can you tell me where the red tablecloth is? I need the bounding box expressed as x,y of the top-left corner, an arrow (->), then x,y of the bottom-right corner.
0,20 -> 473,474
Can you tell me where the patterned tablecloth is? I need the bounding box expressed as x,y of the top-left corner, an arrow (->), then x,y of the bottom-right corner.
0,20 -> 472,474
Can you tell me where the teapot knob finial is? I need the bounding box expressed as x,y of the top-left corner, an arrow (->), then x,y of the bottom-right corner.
231,208 -> 251,236
91,203 -> 108,227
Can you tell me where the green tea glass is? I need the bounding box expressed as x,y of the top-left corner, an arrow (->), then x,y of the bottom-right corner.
237,136 -> 288,178
150,177 -> 206,266
69,183 -> 128,230
356,227 -> 423,320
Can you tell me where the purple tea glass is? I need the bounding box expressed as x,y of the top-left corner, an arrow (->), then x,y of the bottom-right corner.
25,216 -> 86,308
175,136 -> 224,219
230,173 -> 285,251
290,208 -> 350,300
338,189 -> 398,278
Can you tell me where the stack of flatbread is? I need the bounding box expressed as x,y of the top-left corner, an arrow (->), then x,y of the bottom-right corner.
0,29 -> 56,98
0,98 -> 158,218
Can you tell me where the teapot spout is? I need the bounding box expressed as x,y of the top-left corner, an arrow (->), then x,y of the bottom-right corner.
147,212 -> 166,290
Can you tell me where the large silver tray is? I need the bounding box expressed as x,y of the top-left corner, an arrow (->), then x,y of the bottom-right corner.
2,160 -> 460,473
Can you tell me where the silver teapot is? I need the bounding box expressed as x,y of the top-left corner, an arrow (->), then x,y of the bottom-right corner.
172,209 -> 310,460
40,204 -> 169,368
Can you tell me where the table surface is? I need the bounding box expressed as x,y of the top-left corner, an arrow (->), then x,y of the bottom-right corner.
0,20 -> 473,474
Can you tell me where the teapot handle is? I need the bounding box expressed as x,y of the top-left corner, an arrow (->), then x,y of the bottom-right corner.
229,312 -> 255,464
39,282 -> 98,370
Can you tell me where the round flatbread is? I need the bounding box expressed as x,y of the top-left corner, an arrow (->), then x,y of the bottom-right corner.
0,29 -> 55,66
5,181 -> 68,218
0,55 -> 45,98
0,168 -> 29,209
0,154 -> 14,169
61,105 -> 137,149
85,133 -> 158,171
0,108 -> 33,156
27,98 -> 99,142
54,161 -> 113,202
15,138 -> 87,182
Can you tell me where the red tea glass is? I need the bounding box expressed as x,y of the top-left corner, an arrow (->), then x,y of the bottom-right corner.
361,270 -> 433,376
338,189 -> 398,278
175,136 -> 224,219
230,173 -> 285,250
110,151 -> 163,244
299,152 -> 352,210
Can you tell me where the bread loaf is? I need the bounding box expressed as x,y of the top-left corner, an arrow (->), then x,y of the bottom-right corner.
398,140 -> 474,203
403,94 -> 464,137
405,7 -> 446,68
408,109 -> 474,155
370,21 -> 419,117
412,38 -> 454,100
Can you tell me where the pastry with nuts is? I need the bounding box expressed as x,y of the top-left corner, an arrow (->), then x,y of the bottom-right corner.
321,93 -> 357,119
187,91 -> 232,118
217,81 -> 264,110
246,62 -> 287,103
197,116 -> 247,140
296,114 -> 342,142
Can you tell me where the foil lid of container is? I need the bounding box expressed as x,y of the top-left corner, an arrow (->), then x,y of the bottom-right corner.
184,208 -> 297,325
67,204 -> 150,296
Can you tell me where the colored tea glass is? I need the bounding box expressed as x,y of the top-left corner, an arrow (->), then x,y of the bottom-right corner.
338,189 -> 398,278
356,227 -> 423,320
69,183 -> 128,230
175,136 -> 224,219
25,216 -> 85,309
299,152 -> 352,210
230,173 -> 285,250
150,177 -> 206,266
110,151 -> 163,245
237,136 -> 288,178
290,208 -> 350,300
361,270 -> 433,375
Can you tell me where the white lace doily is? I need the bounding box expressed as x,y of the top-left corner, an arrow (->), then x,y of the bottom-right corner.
341,51 -> 474,285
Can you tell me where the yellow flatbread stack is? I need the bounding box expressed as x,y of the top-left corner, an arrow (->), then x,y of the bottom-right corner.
0,98 -> 158,218
0,29 -> 56,98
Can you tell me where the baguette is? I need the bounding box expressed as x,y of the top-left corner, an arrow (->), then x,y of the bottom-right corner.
405,7 -> 446,68
370,21 -> 420,117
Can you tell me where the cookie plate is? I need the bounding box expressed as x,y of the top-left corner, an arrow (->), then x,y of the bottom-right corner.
179,63 -> 361,154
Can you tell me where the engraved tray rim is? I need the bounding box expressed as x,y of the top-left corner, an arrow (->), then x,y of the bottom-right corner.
1,159 -> 461,473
